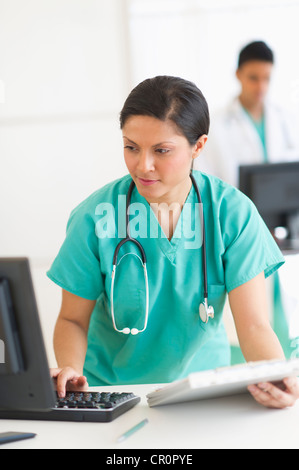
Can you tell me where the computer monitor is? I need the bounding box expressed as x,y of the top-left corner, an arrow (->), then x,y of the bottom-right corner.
0,258 -> 56,411
239,161 -> 299,239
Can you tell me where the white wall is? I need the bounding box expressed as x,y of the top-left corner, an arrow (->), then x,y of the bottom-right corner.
128,0 -> 299,114
0,0 -> 130,261
0,0 -> 131,365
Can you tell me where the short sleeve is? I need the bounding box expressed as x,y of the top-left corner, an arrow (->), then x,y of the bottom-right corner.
47,206 -> 104,300
222,192 -> 285,293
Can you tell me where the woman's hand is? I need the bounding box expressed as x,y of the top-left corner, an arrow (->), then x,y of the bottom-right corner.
51,367 -> 89,398
248,377 -> 299,409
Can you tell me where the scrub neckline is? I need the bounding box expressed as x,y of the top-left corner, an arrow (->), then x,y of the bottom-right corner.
133,181 -> 197,264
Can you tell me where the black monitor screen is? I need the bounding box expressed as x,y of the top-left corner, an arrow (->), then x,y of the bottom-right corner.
239,162 -> 299,233
0,258 -> 55,411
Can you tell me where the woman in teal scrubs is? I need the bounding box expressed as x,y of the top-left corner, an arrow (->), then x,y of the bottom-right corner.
49,76 -> 299,409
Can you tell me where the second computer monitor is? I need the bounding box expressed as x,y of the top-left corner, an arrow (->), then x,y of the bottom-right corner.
239,161 -> 299,239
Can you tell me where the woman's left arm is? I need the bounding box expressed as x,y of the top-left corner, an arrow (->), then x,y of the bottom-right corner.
229,272 -> 299,409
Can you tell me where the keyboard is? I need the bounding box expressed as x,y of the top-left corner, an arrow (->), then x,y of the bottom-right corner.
0,391 -> 141,422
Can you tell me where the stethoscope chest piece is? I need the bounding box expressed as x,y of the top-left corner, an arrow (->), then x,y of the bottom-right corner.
199,300 -> 215,324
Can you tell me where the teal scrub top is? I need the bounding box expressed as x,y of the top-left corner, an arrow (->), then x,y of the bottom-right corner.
47,171 -> 284,386
242,106 -> 268,162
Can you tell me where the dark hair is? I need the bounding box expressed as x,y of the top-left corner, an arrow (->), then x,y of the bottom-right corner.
238,41 -> 274,68
120,76 -> 210,145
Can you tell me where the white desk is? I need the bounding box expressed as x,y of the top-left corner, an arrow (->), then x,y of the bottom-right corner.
0,384 -> 299,450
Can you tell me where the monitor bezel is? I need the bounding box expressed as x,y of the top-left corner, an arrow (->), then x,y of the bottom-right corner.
239,161 -> 299,233
0,258 -> 56,412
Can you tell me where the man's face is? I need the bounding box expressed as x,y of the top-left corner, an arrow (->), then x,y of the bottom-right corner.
236,60 -> 273,107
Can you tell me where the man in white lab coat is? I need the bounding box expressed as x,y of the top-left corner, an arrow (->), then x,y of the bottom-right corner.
196,41 -> 299,187
196,41 -> 299,362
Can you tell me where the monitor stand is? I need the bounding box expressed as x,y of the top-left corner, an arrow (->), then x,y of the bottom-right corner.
279,239 -> 299,254
273,213 -> 299,254
288,211 -> 299,240
281,212 -> 299,254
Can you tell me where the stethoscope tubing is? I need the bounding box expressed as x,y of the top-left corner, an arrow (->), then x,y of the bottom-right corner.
110,172 -> 211,333
190,172 -> 209,301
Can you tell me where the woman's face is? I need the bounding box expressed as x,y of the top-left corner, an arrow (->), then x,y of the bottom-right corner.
122,115 -> 207,204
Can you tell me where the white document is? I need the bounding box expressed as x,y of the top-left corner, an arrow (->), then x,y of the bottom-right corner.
147,359 -> 299,407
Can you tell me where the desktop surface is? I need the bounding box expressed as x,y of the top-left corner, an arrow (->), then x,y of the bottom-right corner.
0,383 -> 299,450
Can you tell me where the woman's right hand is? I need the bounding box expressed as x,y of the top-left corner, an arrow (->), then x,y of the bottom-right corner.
50,367 -> 89,398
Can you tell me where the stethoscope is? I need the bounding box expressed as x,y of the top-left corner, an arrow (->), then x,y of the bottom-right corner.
110,172 -> 214,335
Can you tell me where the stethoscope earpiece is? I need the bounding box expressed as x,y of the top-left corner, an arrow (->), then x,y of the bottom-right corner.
121,328 -> 131,335
120,328 -> 140,336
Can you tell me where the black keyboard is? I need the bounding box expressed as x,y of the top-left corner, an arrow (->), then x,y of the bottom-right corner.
0,391 -> 141,422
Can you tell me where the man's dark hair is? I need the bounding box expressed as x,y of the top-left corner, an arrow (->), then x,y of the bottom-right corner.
238,41 -> 274,69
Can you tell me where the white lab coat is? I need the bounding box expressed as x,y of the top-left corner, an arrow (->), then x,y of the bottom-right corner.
195,97 -> 299,187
